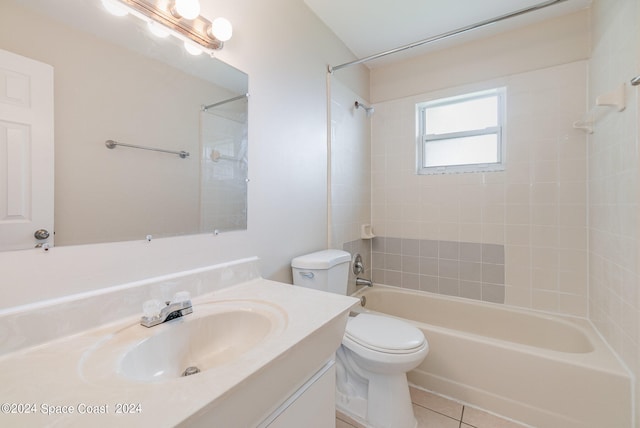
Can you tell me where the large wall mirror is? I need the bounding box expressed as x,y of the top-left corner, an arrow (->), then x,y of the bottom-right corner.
0,0 -> 248,250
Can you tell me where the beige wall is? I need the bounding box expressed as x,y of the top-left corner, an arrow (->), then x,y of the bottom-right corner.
0,0 -> 367,309
370,10 -> 590,103
588,0 -> 640,425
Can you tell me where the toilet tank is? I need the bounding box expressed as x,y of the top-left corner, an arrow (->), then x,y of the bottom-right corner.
291,250 -> 351,295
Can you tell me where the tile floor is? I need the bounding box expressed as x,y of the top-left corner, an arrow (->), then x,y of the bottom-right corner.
336,386 -> 530,428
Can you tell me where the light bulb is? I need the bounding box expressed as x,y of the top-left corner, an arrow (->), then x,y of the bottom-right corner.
184,41 -> 203,56
174,0 -> 200,20
101,0 -> 128,16
210,17 -> 233,42
148,21 -> 170,38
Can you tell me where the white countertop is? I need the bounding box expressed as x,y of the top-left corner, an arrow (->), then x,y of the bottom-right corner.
0,278 -> 358,427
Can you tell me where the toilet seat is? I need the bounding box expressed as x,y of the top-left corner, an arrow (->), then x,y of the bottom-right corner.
345,313 -> 425,354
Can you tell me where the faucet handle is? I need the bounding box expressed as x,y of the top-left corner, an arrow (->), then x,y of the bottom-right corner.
172,291 -> 191,304
142,299 -> 164,318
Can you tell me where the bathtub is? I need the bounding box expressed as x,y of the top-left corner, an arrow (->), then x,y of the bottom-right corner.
352,285 -> 632,428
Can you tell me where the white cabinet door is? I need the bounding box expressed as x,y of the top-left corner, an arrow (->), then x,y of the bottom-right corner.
0,48 -> 54,251
264,362 -> 336,428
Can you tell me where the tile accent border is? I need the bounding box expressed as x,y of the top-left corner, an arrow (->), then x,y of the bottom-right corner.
371,237 -> 505,304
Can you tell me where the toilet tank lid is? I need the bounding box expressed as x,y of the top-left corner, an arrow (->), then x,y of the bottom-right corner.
291,249 -> 351,269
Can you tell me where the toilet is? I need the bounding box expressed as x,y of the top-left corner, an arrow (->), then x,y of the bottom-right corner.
291,249 -> 429,428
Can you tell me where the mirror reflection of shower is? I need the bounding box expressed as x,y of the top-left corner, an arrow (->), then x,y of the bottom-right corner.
355,101 -> 374,117
200,93 -> 249,233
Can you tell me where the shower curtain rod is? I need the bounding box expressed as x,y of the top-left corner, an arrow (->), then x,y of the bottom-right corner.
328,0 -> 569,72
202,93 -> 249,111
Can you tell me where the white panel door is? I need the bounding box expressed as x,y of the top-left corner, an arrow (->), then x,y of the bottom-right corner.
0,49 -> 54,251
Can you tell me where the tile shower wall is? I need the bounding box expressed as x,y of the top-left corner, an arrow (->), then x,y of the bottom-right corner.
371,60 -> 588,316
588,0 -> 640,424
201,108 -> 248,232
330,78 -> 371,251
371,237 -> 505,304
330,75 -> 372,296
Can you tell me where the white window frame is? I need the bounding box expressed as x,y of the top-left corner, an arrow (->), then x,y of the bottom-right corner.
416,87 -> 506,175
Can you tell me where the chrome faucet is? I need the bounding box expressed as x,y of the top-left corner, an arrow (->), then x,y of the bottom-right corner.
140,292 -> 193,328
353,254 -> 373,287
356,277 -> 373,287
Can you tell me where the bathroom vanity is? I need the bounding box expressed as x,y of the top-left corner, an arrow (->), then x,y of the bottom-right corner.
0,258 -> 358,427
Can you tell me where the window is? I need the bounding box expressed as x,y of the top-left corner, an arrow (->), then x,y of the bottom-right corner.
416,88 -> 505,174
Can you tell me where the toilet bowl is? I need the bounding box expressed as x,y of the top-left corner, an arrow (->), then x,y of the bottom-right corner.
337,313 -> 428,428
343,313 -> 429,374
291,250 -> 429,428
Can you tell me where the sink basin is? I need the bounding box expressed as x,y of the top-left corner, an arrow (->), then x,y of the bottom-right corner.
121,309 -> 278,381
80,299 -> 287,384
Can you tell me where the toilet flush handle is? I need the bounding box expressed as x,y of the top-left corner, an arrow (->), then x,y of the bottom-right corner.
299,271 -> 314,279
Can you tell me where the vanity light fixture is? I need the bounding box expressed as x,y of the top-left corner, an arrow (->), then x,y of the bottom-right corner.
102,0 -> 232,54
210,17 -> 233,42
171,0 -> 200,20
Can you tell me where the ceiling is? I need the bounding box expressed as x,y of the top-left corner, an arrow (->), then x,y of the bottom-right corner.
304,0 -> 591,68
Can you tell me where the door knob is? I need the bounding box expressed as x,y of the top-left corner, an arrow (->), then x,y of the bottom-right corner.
34,229 -> 50,240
